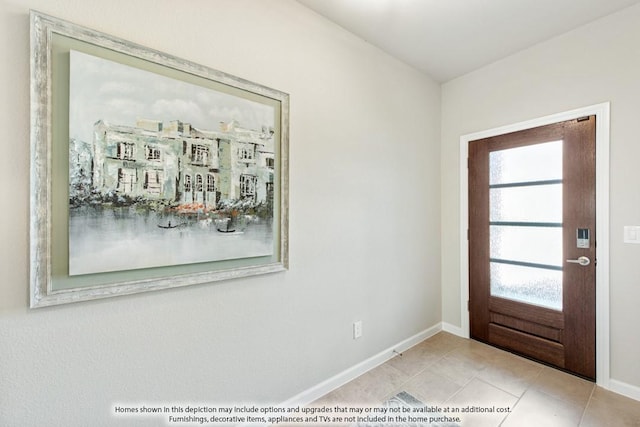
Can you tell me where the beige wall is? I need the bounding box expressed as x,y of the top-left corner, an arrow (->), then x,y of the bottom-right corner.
0,0 -> 441,424
441,3 -> 640,392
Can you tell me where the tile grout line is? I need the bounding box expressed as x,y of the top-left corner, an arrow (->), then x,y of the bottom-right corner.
577,385 -> 597,426
497,365 -> 544,426
440,344 -> 492,408
383,338 -> 471,404
384,351 -> 450,404
532,367 -> 596,410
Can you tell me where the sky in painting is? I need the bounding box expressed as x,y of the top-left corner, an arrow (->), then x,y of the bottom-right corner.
69,50 -> 274,143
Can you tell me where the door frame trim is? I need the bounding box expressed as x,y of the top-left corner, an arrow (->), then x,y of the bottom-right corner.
458,102 -> 610,386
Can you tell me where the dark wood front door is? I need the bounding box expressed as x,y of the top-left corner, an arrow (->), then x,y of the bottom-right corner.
468,116 -> 596,380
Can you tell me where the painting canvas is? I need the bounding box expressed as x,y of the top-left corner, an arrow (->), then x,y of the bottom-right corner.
68,50 -> 276,275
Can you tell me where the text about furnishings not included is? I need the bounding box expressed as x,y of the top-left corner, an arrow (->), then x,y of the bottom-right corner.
114,403 -> 511,424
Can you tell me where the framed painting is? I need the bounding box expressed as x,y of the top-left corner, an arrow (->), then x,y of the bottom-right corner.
29,11 -> 289,307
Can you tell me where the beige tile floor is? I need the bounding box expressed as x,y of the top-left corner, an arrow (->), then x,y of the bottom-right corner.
311,332 -> 640,426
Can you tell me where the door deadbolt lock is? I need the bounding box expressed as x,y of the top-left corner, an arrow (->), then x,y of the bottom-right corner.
577,228 -> 590,249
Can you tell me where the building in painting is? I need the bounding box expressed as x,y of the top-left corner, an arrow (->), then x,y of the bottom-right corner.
90,118 -> 275,210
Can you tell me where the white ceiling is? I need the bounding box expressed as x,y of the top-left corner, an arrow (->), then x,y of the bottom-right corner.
296,0 -> 640,82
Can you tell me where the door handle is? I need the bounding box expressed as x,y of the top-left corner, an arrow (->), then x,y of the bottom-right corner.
566,256 -> 591,266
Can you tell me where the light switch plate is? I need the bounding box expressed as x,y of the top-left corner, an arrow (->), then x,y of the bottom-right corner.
624,226 -> 640,244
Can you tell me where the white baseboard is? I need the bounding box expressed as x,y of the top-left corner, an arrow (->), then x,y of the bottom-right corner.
280,323 -> 443,409
608,379 -> 640,402
441,322 -> 467,338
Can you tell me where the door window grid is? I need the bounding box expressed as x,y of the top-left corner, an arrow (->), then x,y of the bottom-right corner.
489,140 -> 563,310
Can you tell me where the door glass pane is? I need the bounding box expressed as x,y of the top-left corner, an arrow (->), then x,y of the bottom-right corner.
490,184 -> 562,223
490,263 -> 562,310
490,226 -> 562,267
489,140 -> 563,310
490,141 -> 562,185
